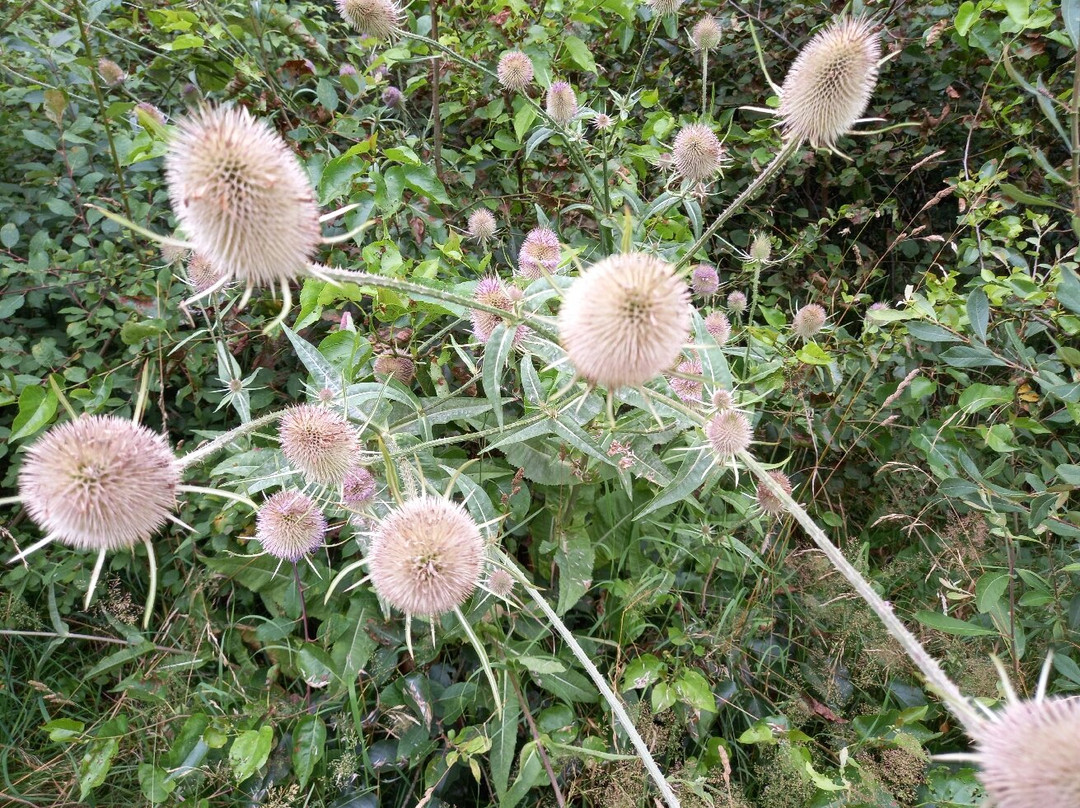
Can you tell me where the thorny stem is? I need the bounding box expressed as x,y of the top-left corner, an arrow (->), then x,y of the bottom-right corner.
675,139 -> 801,271
428,0 -> 443,182
630,18 -> 660,93
1072,44 -> 1080,224
497,548 -> 682,808
177,410 -> 283,471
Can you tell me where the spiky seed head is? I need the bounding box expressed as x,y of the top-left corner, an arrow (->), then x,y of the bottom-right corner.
672,123 -> 726,182
546,81 -> 577,126
711,388 -> 735,410
17,415 -> 179,552
166,105 -> 321,289
646,0 -> 683,16
382,86 -> 403,107
470,276 -> 511,343
517,227 -> 561,279
974,697 -> 1080,808
669,358 -> 703,404
97,58 -> 126,86
374,354 -> 415,385
487,568 -> 514,597
497,51 -> 534,92
467,208 -> 497,242
690,16 -> 723,51
161,243 -> 188,266
749,231 -> 773,263
757,470 -> 793,515
559,253 -> 691,390
778,16 -> 881,150
592,113 -> 614,131
336,0 -> 403,39
691,264 -> 720,296
186,253 -> 222,293
704,311 -> 731,345
339,63 -> 358,78
792,303 -> 827,340
704,410 -> 753,457
278,404 -> 358,486
368,496 -> 485,616
256,490 -> 326,561
727,291 -> 747,314
342,466 -> 377,507
136,102 -> 167,127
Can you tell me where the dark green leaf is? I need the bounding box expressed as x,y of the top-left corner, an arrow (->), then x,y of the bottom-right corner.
914,611 -> 997,637
966,288 -> 989,342
291,715 -> 326,789
10,384 -> 58,441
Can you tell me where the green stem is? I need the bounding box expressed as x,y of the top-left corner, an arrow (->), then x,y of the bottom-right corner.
1071,44 -> 1080,221
177,410 -> 283,471
701,51 -> 708,118
675,139 -> 801,271
630,18 -> 660,93
496,549 -> 681,808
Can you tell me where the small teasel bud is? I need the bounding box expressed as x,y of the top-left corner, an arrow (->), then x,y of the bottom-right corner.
279,404 -> 359,486
17,415 -> 179,552
691,264 -> 720,296
470,276 -> 510,343
792,303 -> 827,340
339,63 -> 358,78
756,470 -> 793,516
778,16 -> 882,150
668,357 -> 703,404
546,81 -> 577,126
497,50 -> 534,92
749,231 -> 773,263
367,496 -> 485,616
704,410 -> 753,458
135,103 -> 167,127
374,354 -> 415,385
256,490 -> 327,561
672,123 -> 726,183
486,568 -> 514,598
711,388 -> 734,410
704,311 -> 731,345
97,58 -> 126,86
336,0 -> 403,40
342,466 -> 377,507
559,253 -> 691,390
467,208 -> 497,242
592,113 -> 614,131
382,86 -> 403,107
690,16 -> 723,51
646,0 -> 683,16
186,253 -> 222,293
727,291 -> 747,314
161,243 -> 188,266
517,227 -> 561,279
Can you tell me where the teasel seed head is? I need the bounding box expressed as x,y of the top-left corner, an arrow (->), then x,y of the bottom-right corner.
342,466 -> 377,508
467,208 -> 497,242
672,123 -> 726,183
17,415 -> 179,552
756,470 -> 793,516
704,311 -> 731,345
336,0 -> 403,40
704,410 -> 753,458
487,568 -> 514,598
558,253 -> 691,390
160,243 -> 188,266
367,496 -> 485,616
778,16 -> 881,150
727,291 -> 747,314
711,388 -> 735,411
546,81 -> 577,126
382,86 -> 403,107
646,0 -> 683,16
668,357 -> 703,404
97,58 -> 126,86
690,16 -> 723,51
497,51 -> 534,92
792,303 -> 827,340
256,490 -> 327,561
166,104 -> 321,290
470,276 -> 511,343
278,404 -> 358,486
374,354 -> 416,385
749,231 -> 773,263
691,264 -> 720,296
517,227 -> 561,279
185,253 -> 223,293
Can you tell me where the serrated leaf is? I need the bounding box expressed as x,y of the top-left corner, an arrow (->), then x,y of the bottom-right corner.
292,715 -> 326,789
282,324 -> 340,394
555,528 -> 594,615
638,448 -> 713,518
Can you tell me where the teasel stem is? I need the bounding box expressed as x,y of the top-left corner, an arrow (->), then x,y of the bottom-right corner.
630,18 -> 660,93
142,539 -> 157,630
738,449 -> 983,733
675,138 -> 801,272
701,50 -> 708,117
496,548 -> 681,808
177,409 -> 283,471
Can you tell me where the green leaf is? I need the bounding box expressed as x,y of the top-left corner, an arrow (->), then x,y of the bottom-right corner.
1056,464 -> 1080,485
1003,0 -> 1029,25
402,165 -> 450,204
331,603 -> 377,681
1064,0 -> 1080,48
555,527 -> 595,615
42,718 -> 84,742
282,324 -> 341,394
229,726 -> 273,783
673,669 -> 716,712
563,36 -> 597,73
0,222 -> 18,248
483,324 -> 515,427
621,654 -> 664,691
78,736 -> 119,800
490,669 -> 520,800
513,102 -> 537,142
651,681 -> 677,713
794,342 -> 833,366
532,666 -> 598,703
138,763 -> 176,803
966,288 -> 989,342
914,610 -> 997,637
955,1 -> 980,34
958,383 -> 1013,413
23,128 -> 56,150
906,321 -> 962,343
1058,266 -> 1080,315
291,715 -> 326,790
298,645 -> 336,688
10,384 -> 58,442
1000,182 -> 1069,211
120,317 -> 165,345
940,345 -> 1009,368
737,721 -> 777,745
975,572 -> 1010,614
638,448 -> 713,518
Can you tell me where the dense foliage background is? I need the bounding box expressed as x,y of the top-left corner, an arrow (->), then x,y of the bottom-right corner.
1,0 -> 1079,806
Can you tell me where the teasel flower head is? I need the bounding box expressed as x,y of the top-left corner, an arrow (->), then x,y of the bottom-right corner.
727,290 -> 747,314
336,0 -> 403,40
256,490 -> 327,562
135,103 -> 167,128
672,123 -> 726,183
486,568 -> 514,598
342,466 -> 377,508
704,410 -> 753,458
690,16 -> 723,51
749,231 -> 773,263
546,81 -> 577,126
668,357 -> 703,404
17,415 -> 179,552
382,86 -> 403,107
497,50 -> 534,92
278,404 -> 358,486
467,208 -> 497,242
778,16 -> 881,150
756,470 -> 793,516
517,227 -> 561,279
646,0 -> 683,16
185,253 -> 223,293
711,388 -> 735,411
166,104 -> 321,290
97,58 -> 126,86
704,311 -> 731,345
160,243 -> 188,266
592,113 -> 614,131
374,354 -> 415,385
691,264 -> 720,296
558,253 -> 691,390
367,496 -> 485,616
792,303 -> 827,340
470,276 -> 511,343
